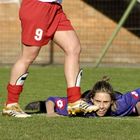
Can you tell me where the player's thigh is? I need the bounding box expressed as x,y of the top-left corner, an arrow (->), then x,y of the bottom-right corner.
53,30 -> 81,53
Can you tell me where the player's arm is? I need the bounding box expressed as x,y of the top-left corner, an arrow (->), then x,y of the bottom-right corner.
124,88 -> 140,116
45,100 -> 61,117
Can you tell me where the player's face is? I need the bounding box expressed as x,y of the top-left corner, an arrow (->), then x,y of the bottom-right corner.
91,92 -> 112,117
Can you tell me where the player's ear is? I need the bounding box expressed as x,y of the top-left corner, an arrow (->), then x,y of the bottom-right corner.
110,100 -> 113,105
111,102 -> 117,112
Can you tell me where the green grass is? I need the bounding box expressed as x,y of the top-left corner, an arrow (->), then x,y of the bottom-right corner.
1,66 -> 140,140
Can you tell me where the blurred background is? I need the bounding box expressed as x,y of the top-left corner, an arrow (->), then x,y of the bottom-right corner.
0,0 -> 140,67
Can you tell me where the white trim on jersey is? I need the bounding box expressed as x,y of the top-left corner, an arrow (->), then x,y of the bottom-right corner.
38,0 -> 62,3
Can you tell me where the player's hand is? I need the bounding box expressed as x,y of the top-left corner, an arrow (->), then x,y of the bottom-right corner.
46,113 -> 63,117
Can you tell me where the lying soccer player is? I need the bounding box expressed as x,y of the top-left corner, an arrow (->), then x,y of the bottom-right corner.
25,76 -> 140,117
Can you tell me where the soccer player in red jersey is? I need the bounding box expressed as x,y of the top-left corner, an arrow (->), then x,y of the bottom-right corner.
2,0 -> 98,118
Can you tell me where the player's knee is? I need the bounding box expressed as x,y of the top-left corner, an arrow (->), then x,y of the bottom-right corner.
21,45 -> 40,65
21,55 -> 36,65
66,43 -> 81,56
75,44 -> 81,54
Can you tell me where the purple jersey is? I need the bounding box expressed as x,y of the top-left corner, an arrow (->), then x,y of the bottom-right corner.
46,88 -> 140,117
110,88 -> 140,116
46,97 -> 68,116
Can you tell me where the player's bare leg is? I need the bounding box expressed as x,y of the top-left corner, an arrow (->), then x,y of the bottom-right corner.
53,30 -> 99,115
54,30 -> 80,87
2,45 -> 41,118
10,46 -> 41,84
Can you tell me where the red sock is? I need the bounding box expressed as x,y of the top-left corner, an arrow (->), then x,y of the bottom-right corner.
67,87 -> 81,103
6,83 -> 23,105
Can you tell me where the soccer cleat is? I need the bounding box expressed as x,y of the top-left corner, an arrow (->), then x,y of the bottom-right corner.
67,100 -> 99,116
2,103 -> 31,118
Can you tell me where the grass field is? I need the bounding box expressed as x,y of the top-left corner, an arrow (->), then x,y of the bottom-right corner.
1,66 -> 140,140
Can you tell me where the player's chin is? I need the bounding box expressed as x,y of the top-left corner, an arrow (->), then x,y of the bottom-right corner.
96,111 -> 107,117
